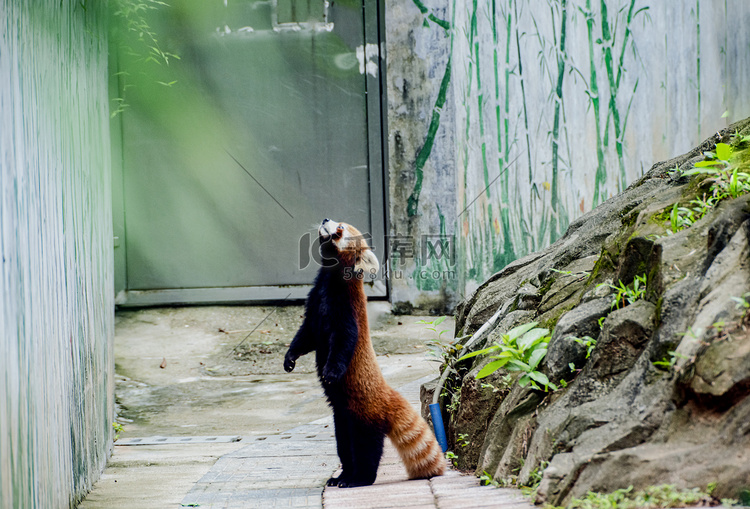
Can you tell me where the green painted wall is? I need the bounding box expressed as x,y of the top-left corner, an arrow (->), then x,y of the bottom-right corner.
387,0 -> 750,307
454,0 -> 750,295
386,0 -> 459,313
0,1 -> 114,507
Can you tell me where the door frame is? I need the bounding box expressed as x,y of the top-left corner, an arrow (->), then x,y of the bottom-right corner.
111,0 -> 389,307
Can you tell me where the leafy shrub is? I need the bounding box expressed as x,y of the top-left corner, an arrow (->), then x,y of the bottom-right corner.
458,322 -> 557,391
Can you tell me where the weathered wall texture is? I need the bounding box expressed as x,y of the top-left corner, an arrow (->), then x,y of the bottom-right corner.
0,2 -> 114,507
387,0 -> 750,309
386,0 -> 458,313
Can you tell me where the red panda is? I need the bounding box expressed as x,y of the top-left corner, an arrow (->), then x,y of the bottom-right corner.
284,219 -> 446,487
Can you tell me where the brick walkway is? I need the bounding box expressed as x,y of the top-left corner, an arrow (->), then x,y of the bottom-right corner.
180,377 -> 535,509
324,441 -> 534,509
180,418 -> 338,508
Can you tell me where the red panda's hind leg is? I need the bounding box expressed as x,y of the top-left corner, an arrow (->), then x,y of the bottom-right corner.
330,407 -> 385,488
328,408 -> 355,487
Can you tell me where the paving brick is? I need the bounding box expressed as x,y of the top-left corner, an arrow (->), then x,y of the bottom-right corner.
180,378 -> 536,509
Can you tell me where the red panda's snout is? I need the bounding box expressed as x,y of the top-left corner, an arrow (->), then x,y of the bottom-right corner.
319,219 -> 360,251
319,219 -> 341,241
318,219 -> 380,277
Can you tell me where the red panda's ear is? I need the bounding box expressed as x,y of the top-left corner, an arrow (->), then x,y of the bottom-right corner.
354,248 -> 379,277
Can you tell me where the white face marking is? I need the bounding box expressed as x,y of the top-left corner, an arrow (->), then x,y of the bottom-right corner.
318,219 -> 379,276
318,219 -> 339,239
319,219 -> 353,250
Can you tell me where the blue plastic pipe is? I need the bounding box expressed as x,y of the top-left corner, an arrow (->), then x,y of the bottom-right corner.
429,403 -> 448,452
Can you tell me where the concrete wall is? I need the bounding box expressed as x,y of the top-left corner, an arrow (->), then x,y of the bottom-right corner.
385,0 -> 458,313
0,2 -> 114,507
386,0 -> 750,309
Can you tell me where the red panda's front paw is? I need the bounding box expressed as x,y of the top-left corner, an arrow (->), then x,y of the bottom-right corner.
283,353 -> 296,373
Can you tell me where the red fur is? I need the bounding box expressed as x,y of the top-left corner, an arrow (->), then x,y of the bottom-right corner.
339,225 -> 446,480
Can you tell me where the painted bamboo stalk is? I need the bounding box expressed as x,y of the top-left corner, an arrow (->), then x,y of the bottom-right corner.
599,0 -> 623,193
585,0 -> 606,207
499,0 -> 516,265
489,0 -> 517,269
469,0 -> 499,269
462,0 -> 478,278
549,0 -> 568,244
514,1 -> 532,186
405,0 -> 453,218
696,0 -> 701,139
514,0 -> 535,253
600,0 -> 642,193
406,57 -> 452,218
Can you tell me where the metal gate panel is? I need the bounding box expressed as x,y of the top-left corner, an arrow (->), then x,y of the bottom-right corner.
113,0 -> 386,305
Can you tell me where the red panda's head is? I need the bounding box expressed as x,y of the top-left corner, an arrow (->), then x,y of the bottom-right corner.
318,218 -> 379,278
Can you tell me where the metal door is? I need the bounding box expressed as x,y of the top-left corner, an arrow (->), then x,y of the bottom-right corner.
112,0 -> 387,305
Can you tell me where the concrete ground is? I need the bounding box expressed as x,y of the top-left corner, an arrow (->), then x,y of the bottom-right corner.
78,303 -> 482,508
109,302 -> 447,438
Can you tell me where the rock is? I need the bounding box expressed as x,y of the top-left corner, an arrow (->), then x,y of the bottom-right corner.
615,237 -> 661,288
537,273 -> 587,316
689,331 -> 750,400
446,118 -> 750,504
448,361 -> 512,470
563,419 -> 750,502
673,218 -> 750,367
495,310 -> 537,335
589,300 -> 655,379
545,298 -> 612,379
420,376 -> 439,425
701,195 -> 750,274
476,384 -> 541,479
516,283 -> 542,310
456,252 -> 546,335
646,275 -> 702,365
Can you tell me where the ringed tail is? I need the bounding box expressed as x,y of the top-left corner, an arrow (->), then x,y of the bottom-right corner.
386,389 -> 446,479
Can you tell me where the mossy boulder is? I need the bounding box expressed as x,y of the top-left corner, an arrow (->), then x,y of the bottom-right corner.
426,118 -> 750,504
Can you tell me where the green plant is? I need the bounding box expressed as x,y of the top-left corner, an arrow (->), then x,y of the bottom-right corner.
112,422 -> 124,441
445,393 -> 459,410
418,316 -> 461,363
600,274 -> 647,310
692,142 -> 733,170
520,460 -> 548,496
479,470 -> 501,487
568,335 -> 597,359
445,451 -> 458,467
110,0 -> 180,117
458,322 -> 557,391
560,483 -> 736,509
420,316 -> 465,416
457,433 -> 470,448
481,376 -> 511,393
438,375 -> 461,416
663,193 -> 720,235
550,268 -> 592,278
652,350 -> 688,370
661,140 -> 750,237
683,142 -> 750,201
731,292 -> 750,309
